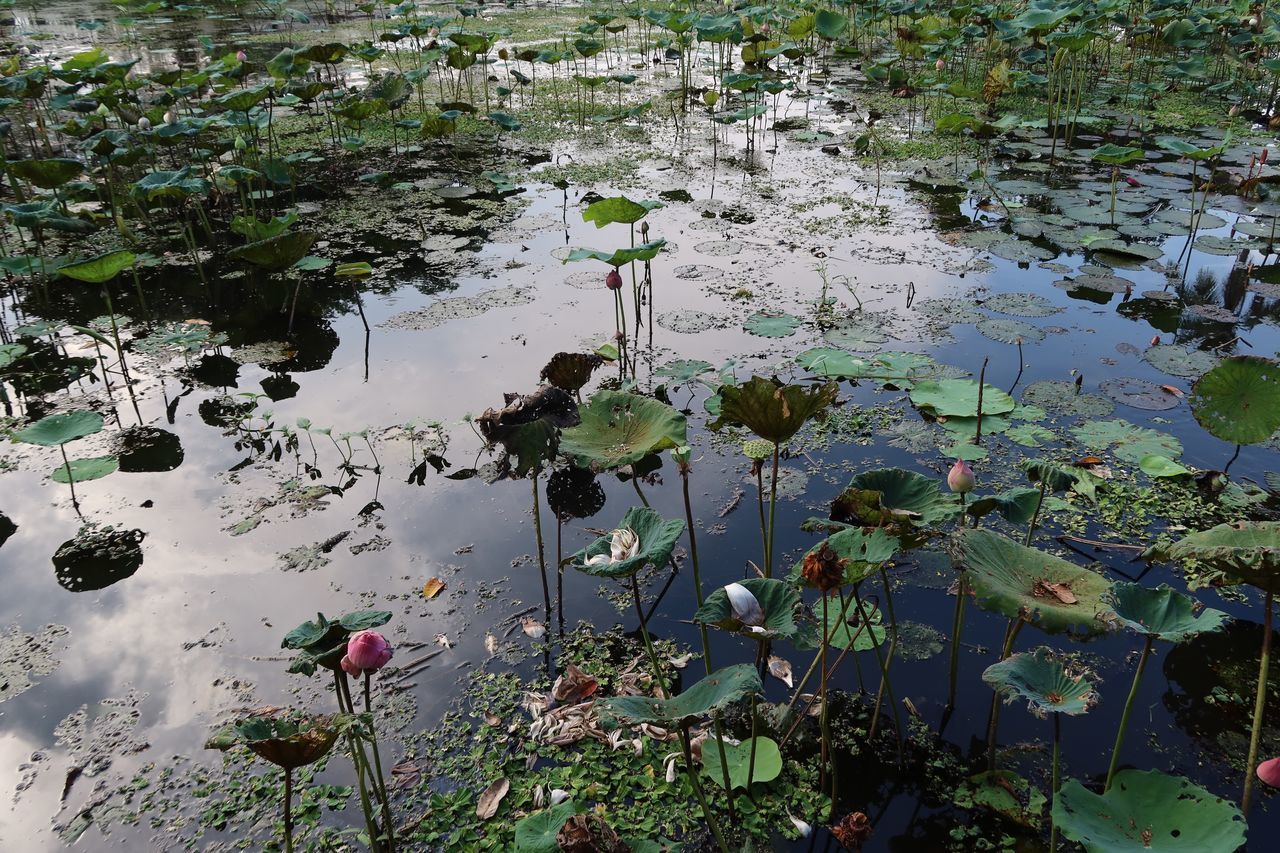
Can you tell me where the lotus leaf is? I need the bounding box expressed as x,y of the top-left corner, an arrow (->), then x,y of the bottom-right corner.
12,157 -> 82,189
951,529 -> 1113,635
52,455 -> 118,484
58,250 -> 134,284
706,375 -> 837,444
1191,356 -> 1280,445
15,410 -> 103,446
598,663 -> 762,727
582,196 -> 661,228
208,712 -> 342,770
796,347 -> 933,386
571,506 -> 683,579
564,240 -> 667,267
1107,582 -> 1227,642
694,577 -> 800,639
560,390 -> 685,470
983,647 -> 1097,717
832,468 -> 956,527
540,352 -> 604,394
1144,522 -> 1280,592
953,770 -> 1046,828
514,800 -> 577,853
909,379 -> 1016,418
1053,769 -> 1246,852
702,736 -> 781,789
743,311 -> 802,338
229,231 -> 318,272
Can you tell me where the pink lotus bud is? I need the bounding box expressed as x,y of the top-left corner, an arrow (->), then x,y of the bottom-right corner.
1259,757 -> 1280,787
1150,335 -> 1160,346
947,459 -> 975,494
236,50 -> 248,62
759,24 -> 771,35
1124,176 -> 1140,187
605,269 -> 623,290
1230,105 -> 1240,117
1263,147 -> 1270,165
342,630 -> 392,676
935,58 -> 945,72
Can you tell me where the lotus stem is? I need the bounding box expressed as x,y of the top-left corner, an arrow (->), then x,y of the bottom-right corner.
853,589 -> 903,760
679,721 -> 731,853
334,672 -> 382,851
532,473 -> 552,623
630,575 -> 667,698
947,572 -> 967,709
755,464 -> 768,575
364,674 -> 396,849
1243,589 -> 1274,814
869,567 -> 899,739
986,617 -> 1026,770
820,593 -> 833,809
283,768 -> 294,853
1051,713 -> 1061,853
58,444 -> 79,511
766,443 -> 780,578
1105,634 -> 1152,791
1025,480 -> 1048,546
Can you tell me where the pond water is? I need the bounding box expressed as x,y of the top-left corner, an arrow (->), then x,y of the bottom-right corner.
2,2 -> 1280,851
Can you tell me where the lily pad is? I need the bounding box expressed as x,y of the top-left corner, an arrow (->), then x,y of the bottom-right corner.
571,506 -> 684,579
1007,424 -> 1057,447
1099,377 -> 1181,411
951,529 -> 1113,636
1053,770 -> 1246,853
1191,356 -> 1280,445
1138,455 -> 1191,478
796,348 -> 932,386
1071,418 -> 1183,464
909,379 -> 1016,418
744,311 -> 802,338
58,250 -> 135,284
953,770 -> 1046,829
977,317 -> 1046,344
1107,582 -> 1228,642
560,391 -> 686,470
983,292 -> 1062,317
599,664 -> 762,727
1023,380 -> 1115,417
1143,345 -> 1218,379
703,736 -> 781,789
514,800 -> 577,853
983,646 -> 1097,717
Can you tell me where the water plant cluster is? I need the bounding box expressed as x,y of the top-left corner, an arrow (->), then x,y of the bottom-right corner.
5,0 -> 1280,851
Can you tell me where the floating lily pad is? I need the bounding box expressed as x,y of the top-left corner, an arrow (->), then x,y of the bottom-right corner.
1186,303 -> 1238,323
658,310 -> 723,333
1138,455 -> 1192,478
951,529 -> 1113,636
1071,418 -> 1183,464
823,317 -> 891,350
694,240 -> 742,257
978,317 -> 1046,344
1023,380 -> 1115,417
1053,770 -> 1246,853
1099,377 -> 1182,411
983,292 -> 1062,317
953,770 -> 1046,829
384,287 -> 535,330
561,391 -> 686,471
14,410 -> 103,446
988,239 -> 1057,263
514,800 -> 577,853
1089,239 -> 1163,261
744,311 -> 802,338
796,348 -> 933,386
672,264 -> 725,281
1007,424 -> 1057,447
909,379 -> 1016,418
1143,345 -> 1218,378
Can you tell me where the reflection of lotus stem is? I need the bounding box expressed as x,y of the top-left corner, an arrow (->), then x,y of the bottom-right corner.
364,674 -> 396,849
630,476 -> 650,508
532,474 -> 552,622
1105,634 -> 1152,791
1051,713 -> 1061,853
556,518 -> 564,632
819,594 -> 831,800
853,590 -> 902,759
765,443 -> 780,577
778,590 -> 859,747
282,768 -> 294,853
986,618 -> 1026,770
679,721 -> 731,853
1243,589 -> 1274,814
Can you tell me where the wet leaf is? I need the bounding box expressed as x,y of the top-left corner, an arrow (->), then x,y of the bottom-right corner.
422,577 -> 444,599
476,776 -> 510,820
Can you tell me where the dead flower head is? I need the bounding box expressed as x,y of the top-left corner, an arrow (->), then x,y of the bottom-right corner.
802,543 -> 847,593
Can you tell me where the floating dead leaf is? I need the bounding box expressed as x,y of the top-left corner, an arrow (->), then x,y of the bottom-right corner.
668,653 -> 693,669
768,655 -> 794,688
476,777 -> 509,820
390,760 -> 421,788
422,577 -> 444,599
1033,580 -> 1077,605
484,633 -> 499,655
1159,384 -> 1184,397
434,633 -> 452,648
521,616 -> 546,639
1073,456 -> 1104,466
483,711 -> 501,726
552,664 -> 599,703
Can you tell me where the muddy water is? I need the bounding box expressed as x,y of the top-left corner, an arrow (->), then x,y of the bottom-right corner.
3,3 -> 1280,851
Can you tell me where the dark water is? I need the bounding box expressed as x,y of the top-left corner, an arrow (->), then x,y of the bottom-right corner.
2,3 -> 1280,850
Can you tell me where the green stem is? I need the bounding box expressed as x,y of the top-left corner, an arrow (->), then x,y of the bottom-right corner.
631,575 -> 667,697
532,473 -> 552,622
1105,634 -> 1152,791
766,443 -> 780,578
364,674 -> 396,849
1243,589 -> 1274,815
755,464 -> 768,573
283,768 -> 294,853
853,589 -> 903,759
334,673 -> 381,850
947,573 -> 967,708
1025,480 -> 1048,546
1051,713 -> 1061,853
680,722 -> 731,853
820,594 -> 831,801
986,618 -> 1026,770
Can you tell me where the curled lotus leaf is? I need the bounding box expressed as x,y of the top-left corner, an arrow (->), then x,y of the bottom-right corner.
570,506 -> 684,578
1190,356 -> 1280,445
706,375 -> 837,444
477,386 -> 579,477
789,526 -> 899,587
539,352 -> 604,394
694,577 -> 801,639
1144,522 -> 1280,593
207,711 -> 345,770
951,529 -> 1114,636
229,231 -> 318,272
983,646 -> 1097,718
1106,582 -> 1228,642
832,468 -> 956,528
560,390 -> 686,471
598,663 -> 762,728
1053,769 -> 1246,853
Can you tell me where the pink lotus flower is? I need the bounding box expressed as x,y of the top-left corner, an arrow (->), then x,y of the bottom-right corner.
236,50 -> 248,62
947,459 -> 975,494
341,630 -> 392,676
605,270 -> 623,290
1259,756 -> 1280,787
1124,176 -> 1140,187
935,58 -> 945,72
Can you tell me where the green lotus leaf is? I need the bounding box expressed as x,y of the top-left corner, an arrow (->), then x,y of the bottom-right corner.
0,343 -> 28,369
582,195 -> 661,228
654,359 -> 712,384
1154,136 -> 1229,161
909,379 -> 1016,418
1107,582 -> 1228,642
951,529 -> 1114,636
983,646 -> 1097,717
815,9 -> 849,40
208,711 -> 344,770
598,663 -> 762,728
743,311 -> 802,338
560,390 -> 686,470
1088,143 -> 1144,166
795,347 -> 933,386
514,800 -> 577,853
52,455 -> 118,484
1138,455 -> 1191,478
832,468 -> 956,527
694,577 -> 801,639
1191,356 -> 1280,445
14,410 -> 104,446
702,736 -> 781,789
953,770 -> 1046,829
788,526 -> 899,587
229,231 -> 318,272
706,375 -> 837,444
1071,418 -> 1183,465
811,597 -> 885,651
1020,458 -> 1101,502
12,157 -> 82,189
217,84 -> 273,113
58,250 -> 135,284
571,506 -> 684,579
1144,522 -> 1280,592
1053,769 -> 1246,852
564,239 -> 667,267
968,487 -> 1072,525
